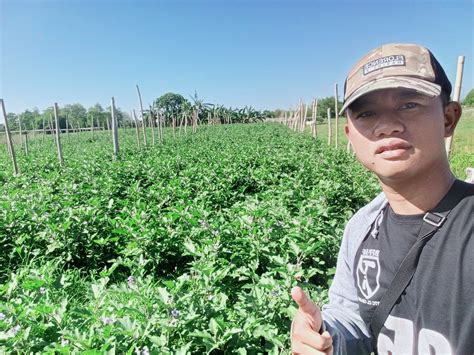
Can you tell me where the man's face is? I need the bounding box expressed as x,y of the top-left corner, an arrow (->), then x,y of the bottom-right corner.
344,88 -> 452,182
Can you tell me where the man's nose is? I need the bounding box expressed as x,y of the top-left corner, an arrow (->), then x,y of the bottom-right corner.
373,111 -> 405,137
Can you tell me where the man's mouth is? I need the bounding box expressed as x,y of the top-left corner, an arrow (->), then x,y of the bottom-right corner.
375,142 -> 412,155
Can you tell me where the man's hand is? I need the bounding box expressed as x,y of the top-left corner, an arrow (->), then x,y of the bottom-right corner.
291,286 -> 333,354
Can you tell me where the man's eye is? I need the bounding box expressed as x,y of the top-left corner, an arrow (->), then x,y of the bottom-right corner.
357,111 -> 375,119
400,102 -> 419,110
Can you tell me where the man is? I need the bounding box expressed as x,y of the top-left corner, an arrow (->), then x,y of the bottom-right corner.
290,43 -> 474,354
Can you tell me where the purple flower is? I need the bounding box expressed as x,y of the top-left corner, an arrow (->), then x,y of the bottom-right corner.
0,312 -> 5,321
101,317 -> 114,325
200,219 -> 210,229
11,325 -> 21,335
135,346 -> 150,355
171,308 -> 180,319
127,276 -> 136,287
271,289 -> 280,297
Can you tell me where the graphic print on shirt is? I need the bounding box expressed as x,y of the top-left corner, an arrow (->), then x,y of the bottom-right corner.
377,315 -> 452,355
356,248 -> 381,301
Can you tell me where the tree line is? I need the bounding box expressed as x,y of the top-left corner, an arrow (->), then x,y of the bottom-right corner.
1,92 -> 270,132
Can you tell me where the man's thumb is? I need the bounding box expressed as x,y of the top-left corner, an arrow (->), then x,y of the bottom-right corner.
291,286 -> 321,319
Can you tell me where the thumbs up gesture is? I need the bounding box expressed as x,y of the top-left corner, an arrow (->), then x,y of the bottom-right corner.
291,286 -> 333,354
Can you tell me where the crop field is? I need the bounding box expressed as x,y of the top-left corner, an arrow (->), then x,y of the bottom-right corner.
0,123 -> 382,353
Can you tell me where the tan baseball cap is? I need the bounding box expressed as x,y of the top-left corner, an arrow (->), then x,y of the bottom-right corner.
340,43 -> 452,115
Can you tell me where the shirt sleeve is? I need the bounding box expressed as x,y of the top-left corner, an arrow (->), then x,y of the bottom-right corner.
321,214 -> 376,354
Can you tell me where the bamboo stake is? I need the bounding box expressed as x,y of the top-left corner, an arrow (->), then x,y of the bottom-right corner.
42,118 -> 46,143
184,114 -> 188,134
49,114 -> 55,143
66,118 -> 70,142
334,83 -> 339,148
136,85 -> 149,146
327,108 -> 332,146
149,105 -> 156,146
158,113 -> 163,141
303,102 -> 308,133
312,99 -> 319,139
90,114 -> 95,140
132,110 -> 140,148
301,100 -> 305,132
141,115 -> 147,146
53,103 -> 64,166
24,129 -> 29,155
298,101 -> 302,132
445,55 -> 465,157
1,99 -> 19,175
178,115 -> 183,136
18,113 -> 23,150
110,97 -> 119,159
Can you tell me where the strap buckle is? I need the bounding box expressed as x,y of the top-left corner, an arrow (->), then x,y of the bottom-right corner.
423,212 -> 446,227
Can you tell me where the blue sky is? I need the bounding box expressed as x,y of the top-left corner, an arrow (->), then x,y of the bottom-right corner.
1,0 -> 473,116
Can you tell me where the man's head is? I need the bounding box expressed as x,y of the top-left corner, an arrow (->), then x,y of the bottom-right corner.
342,43 -> 462,183
340,43 -> 452,115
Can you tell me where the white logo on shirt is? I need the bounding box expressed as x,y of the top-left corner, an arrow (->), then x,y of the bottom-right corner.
356,249 -> 381,299
378,315 -> 452,354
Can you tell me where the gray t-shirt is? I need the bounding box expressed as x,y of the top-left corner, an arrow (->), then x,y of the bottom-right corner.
353,183 -> 474,354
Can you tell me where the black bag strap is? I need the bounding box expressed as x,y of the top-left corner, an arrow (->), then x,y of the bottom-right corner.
370,180 -> 469,341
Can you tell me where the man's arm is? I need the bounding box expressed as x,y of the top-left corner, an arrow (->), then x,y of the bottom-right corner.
321,214 -> 374,354
291,193 -> 386,354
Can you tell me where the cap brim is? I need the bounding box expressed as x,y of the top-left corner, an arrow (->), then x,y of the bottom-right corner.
339,77 -> 442,116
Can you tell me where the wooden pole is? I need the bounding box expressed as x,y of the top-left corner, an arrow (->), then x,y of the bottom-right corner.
141,115 -> 147,146
42,118 -> 46,143
24,129 -> 29,155
158,112 -> 163,141
149,105 -> 156,146
312,99 -> 319,139
136,85 -> 149,146
66,118 -> 70,142
53,103 -> 64,166
18,113 -> 23,151
334,83 -> 339,148
185,114 -> 188,133
132,110 -> 140,148
327,108 -> 332,146
301,100 -> 305,132
110,97 -> 119,159
90,114 -> 95,140
303,102 -> 308,133
1,99 -> 19,175
445,55 -> 465,157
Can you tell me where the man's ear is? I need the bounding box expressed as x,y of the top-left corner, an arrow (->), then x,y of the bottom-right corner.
444,101 -> 462,137
344,123 -> 350,139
